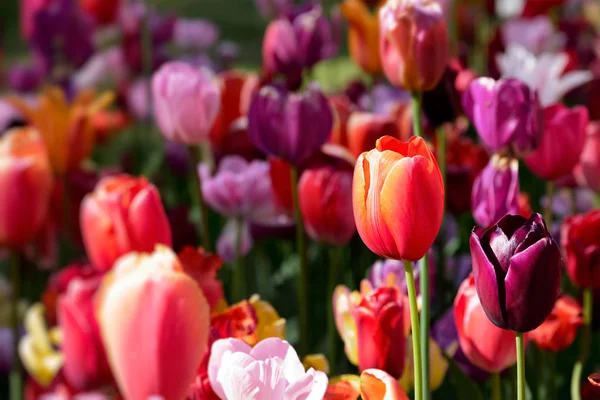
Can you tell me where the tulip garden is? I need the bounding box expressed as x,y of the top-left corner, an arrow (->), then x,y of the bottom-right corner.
2,0 -> 600,399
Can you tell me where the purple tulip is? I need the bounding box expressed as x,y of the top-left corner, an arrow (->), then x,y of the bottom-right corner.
248,84 -> 333,165
173,19 -> 220,49
470,213 -> 562,332
217,219 -> 254,263
7,63 -> 43,93
472,155 -> 520,228
152,61 -> 221,145
368,254 -> 435,298
199,156 -> 275,220
254,0 -> 292,18
462,77 -> 542,154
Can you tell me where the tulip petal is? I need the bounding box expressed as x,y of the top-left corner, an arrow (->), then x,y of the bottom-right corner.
360,369 -> 409,400
208,338 -> 253,399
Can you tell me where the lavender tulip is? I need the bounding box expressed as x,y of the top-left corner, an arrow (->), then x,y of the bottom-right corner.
248,84 -> 333,165
152,61 -> 221,144
199,156 -> 275,220
462,77 -> 542,154
472,155 -> 520,228
367,255 -> 435,298
470,213 -> 562,332
173,19 -> 220,49
254,0 -> 292,18
217,219 -> 254,263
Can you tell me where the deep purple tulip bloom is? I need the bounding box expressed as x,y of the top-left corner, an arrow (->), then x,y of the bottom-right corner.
248,84 -> 333,165
470,213 -> 562,332
199,156 -> 275,220
7,63 -> 43,93
472,155 -> 520,228
462,77 -> 543,154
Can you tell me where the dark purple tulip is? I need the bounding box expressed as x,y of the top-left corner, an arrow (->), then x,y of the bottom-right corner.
7,63 -> 43,93
462,77 -> 543,155
472,155 -> 520,228
248,84 -> 333,165
470,213 -> 562,332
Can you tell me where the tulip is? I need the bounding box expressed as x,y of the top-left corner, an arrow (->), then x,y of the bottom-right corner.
96,246 -> 210,400
454,274 -> 519,372
354,287 -> 406,379
399,338 -> 449,392
561,210 -> 600,288
0,128 -> 53,249
329,95 -> 356,148
210,300 -> 259,346
303,354 -> 330,375
80,0 -> 120,25
530,295 -> 583,352
208,337 -> 328,400
333,285 -> 361,366
462,77 -> 542,154
379,0 -> 449,91
361,369 -> 409,400
500,16 -> 560,55
58,277 -> 112,391
208,71 -> 248,148
80,174 -> 172,272
177,246 -> 224,311
422,59 -> 469,128
249,294 -> 286,342
470,213 -> 562,332
172,18 -> 219,50
262,18 -> 303,86
299,163 -> 356,246
216,219 -> 253,263
248,84 -> 333,165
575,122 -> 600,192
152,62 -> 220,145
253,0 -> 291,18
346,112 -> 400,158
472,155 -> 520,229
352,135 -> 444,261
340,0 -> 382,75
8,87 -> 114,175
525,105 -> 589,180
199,156 -> 275,220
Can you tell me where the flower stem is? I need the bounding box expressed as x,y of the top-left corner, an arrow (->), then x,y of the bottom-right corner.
187,145 -> 212,251
404,260 -> 423,400
10,252 -> 21,400
516,331 -> 526,400
492,372 -> 502,400
291,165 -> 308,355
544,181 -> 554,224
571,288 -> 593,400
412,90 -> 430,400
231,217 -> 245,302
328,246 -> 342,372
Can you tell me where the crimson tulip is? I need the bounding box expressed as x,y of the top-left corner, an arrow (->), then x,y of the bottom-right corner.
575,122 -> 600,192
80,0 -> 120,25
529,295 -> 583,352
561,210 -> 600,288
346,112 -> 400,158
352,135 -> 444,261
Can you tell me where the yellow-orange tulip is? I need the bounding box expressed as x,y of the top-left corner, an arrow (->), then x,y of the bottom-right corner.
340,0 -> 383,75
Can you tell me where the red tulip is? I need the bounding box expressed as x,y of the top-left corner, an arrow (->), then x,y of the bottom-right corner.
454,274 -> 519,373
80,0 -> 120,25
96,246 -> 210,400
529,295 -> 583,352
352,136 -> 444,261
329,95 -> 356,148
58,276 -> 112,391
575,122 -> 600,192
0,127 -> 53,249
80,174 -> 172,272
346,112 -> 400,158
209,70 -> 249,150
177,246 -> 224,311
561,210 -> 600,288
269,156 -> 294,215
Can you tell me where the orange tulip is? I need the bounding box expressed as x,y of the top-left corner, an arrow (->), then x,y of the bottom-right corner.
529,295 -> 583,352
95,245 -> 210,400
8,87 -> 114,175
0,127 -> 53,248
340,0 -> 383,75
361,369 -> 409,400
352,135 -> 444,261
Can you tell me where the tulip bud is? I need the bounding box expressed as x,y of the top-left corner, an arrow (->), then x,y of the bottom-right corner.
352,136 -> 444,261
248,84 -> 333,165
80,174 -> 172,272
472,155 -> 520,229
346,112 -> 400,158
0,127 -> 53,249
575,122 -> 600,192
454,274 -> 520,373
379,0 -> 449,91
561,210 -> 600,288
58,277 -> 112,391
525,105 -> 588,181
340,0 -> 382,75
96,246 -> 210,400
152,61 -> 221,145
470,214 -> 562,332
529,295 -> 583,352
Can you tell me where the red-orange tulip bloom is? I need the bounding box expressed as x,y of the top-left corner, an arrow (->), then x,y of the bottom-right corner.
352,136 -> 444,261
347,112 -> 400,158
80,174 -> 172,272
96,246 -> 210,400
0,127 -> 53,249
529,295 -> 583,352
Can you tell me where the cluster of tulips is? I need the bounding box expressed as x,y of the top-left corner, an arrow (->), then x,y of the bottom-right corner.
1,0 -> 600,399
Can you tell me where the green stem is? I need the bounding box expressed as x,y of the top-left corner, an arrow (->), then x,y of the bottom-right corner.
328,246 -> 342,373
231,217 -> 245,302
516,332 -> 526,400
291,166 -> 308,356
571,288 -> 593,400
491,372 -> 502,400
187,146 -> 212,251
10,252 -> 21,400
547,351 -> 556,400
404,261 -> 423,400
411,92 -> 424,138
544,181 -> 554,224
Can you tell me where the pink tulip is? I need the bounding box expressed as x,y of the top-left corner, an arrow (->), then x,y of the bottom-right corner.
152,61 -> 221,144
575,122 -> 600,192
80,174 -> 172,272
96,246 -> 210,400
208,337 -> 328,400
